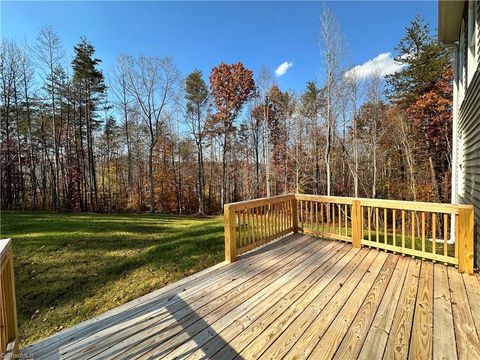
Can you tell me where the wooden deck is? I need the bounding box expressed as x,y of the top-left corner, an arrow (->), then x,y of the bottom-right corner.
24,234 -> 480,360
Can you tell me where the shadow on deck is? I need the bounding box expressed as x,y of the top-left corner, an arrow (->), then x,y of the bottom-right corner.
23,233 -> 480,359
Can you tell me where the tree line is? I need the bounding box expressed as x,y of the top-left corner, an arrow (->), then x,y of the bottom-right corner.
0,10 -> 452,214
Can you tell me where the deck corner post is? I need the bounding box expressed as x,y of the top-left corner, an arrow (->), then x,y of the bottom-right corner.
352,200 -> 362,248
224,205 -> 236,263
0,238 -> 18,358
457,207 -> 474,274
292,195 -> 299,233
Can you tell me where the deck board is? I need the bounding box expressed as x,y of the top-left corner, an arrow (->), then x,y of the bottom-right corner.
409,261 -> 433,360
22,234 -> 480,360
64,235 -> 321,359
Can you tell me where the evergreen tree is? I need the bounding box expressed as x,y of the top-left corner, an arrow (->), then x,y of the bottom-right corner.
386,15 -> 451,107
184,70 -> 209,214
72,38 -> 106,211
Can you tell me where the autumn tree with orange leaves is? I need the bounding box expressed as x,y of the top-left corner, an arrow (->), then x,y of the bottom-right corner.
407,65 -> 453,201
387,16 -> 452,202
209,62 -> 256,206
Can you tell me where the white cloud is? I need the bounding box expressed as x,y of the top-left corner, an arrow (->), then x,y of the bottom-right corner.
346,52 -> 405,79
275,61 -> 293,77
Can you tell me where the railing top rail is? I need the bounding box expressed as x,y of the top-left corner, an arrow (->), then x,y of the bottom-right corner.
295,194 -> 355,205
224,193 -> 473,214
294,194 -> 473,215
224,194 -> 295,210
0,238 -> 12,265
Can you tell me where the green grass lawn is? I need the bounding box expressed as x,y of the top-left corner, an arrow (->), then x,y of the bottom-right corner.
0,211 -> 224,347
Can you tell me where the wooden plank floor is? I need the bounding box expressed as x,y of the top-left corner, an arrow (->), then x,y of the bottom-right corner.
23,234 -> 480,360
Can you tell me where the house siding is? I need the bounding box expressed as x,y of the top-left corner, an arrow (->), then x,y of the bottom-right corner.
456,67 -> 480,267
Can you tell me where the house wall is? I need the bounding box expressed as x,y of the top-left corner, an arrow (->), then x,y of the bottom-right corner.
453,0 -> 480,267
456,68 -> 480,266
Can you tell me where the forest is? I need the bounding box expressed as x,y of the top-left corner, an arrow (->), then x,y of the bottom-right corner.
0,10 -> 453,215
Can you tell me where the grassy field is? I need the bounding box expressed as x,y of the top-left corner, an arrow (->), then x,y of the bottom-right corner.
0,212 -> 224,347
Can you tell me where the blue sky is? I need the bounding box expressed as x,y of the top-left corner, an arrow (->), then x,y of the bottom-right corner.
1,1 -> 437,93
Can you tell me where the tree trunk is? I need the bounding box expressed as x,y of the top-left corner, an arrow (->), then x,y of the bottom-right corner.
148,145 -> 155,214
50,67 -> 61,210
264,101 -> 271,197
23,67 -> 36,210
221,131 -> 228,208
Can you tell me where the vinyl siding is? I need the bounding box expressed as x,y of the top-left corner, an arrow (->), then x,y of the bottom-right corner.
456,66 -> 480,267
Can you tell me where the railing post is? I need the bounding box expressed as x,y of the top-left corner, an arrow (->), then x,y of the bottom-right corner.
0,239 -> 18,358
292,196 -> 298,233
352,200 -> 362,248
456,207 -> 474,274
224,205 -> 236,263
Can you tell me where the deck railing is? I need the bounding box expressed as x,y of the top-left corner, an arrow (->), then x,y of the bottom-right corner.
0,239 -> 18,359
224,194 -> 475,274
224,194 -> 296,262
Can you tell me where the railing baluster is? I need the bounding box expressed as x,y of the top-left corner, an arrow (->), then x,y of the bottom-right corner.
261,205 -> 265,241
285,201 -> 288,231
292,198 -> 298,233
432,213 -> 437,256
249,208 -> 253,245
345,204 -> 348,237
244,209 -> 248,245
422,212 -> 426,254
252,207 -> 256,244
300,201 -> 303,231
393,209 -> 396,247
235,210 -> 240,246
321,202 -> 324,233
384,208 -> 388,244
444,213 -> 448,257
411,211 -> 415,251
332,203 -> 335,233
402,210 -> 406,250
242,209 -> 247,247
270,203 -> 274,237
376,207 -> 379,243
253,207 -> 257,244
361,206 -> 364,241
368,207 -> 372,242
337,204 -> 341,235
274,203 -> 278,235
270,204 -> 273,237
310,201 -> 313,229
279,202 -> 282,233
278,202 -> 282,233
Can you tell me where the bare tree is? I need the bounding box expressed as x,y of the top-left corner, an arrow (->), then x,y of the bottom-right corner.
1,41 -> 19,208
319,7 -> 344,196
33,25 -> 65,209
397,110 -> 417,201
256,66 -> 275,197
366,68 -> 384,198
111,54 -> 134,205
19,42 -> 37,209
343,70 -> 360,197
248,101 -> 262,198
125,55 -> 179,213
